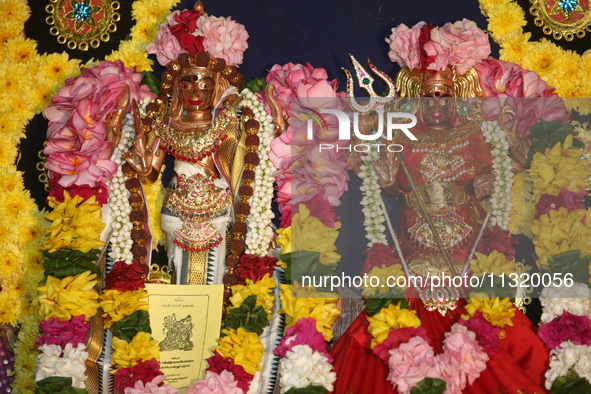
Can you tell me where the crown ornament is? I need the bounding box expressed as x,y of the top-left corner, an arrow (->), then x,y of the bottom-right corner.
343,55 -> 397,115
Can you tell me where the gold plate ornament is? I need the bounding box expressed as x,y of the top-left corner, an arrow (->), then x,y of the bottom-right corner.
530,0 -> 591,41
46,0 -> 121,51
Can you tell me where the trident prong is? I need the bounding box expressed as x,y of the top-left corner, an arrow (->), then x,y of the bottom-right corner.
343,54 -> 397,115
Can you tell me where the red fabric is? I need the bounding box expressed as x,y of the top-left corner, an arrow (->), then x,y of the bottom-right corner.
329,301 -> 549,394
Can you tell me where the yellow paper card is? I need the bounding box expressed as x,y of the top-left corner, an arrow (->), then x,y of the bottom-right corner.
144,284 -> 224,392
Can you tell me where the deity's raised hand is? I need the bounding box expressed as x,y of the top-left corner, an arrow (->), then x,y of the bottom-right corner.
123,99 -> 154,178
105,85 -> 130,155
266,83 -> 287,138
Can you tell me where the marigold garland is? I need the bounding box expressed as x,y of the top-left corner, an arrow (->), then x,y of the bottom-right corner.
478,0 -> 591,114
0,0 -> 180,391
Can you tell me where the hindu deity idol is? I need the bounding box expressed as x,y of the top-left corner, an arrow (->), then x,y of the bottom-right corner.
330,20 -> 550,394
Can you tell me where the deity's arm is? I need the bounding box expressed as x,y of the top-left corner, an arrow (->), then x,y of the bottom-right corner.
122,100 -> 167,184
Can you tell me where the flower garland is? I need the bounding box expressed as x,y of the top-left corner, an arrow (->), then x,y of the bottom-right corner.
264,62 -> 348,394
358,145 -> 387,247
35,60 -> 158,394
241,89 -> 276,256
481,120 -> 514,230
478,0 -> 591,114
1,1 -> 179,391
527,127 -> 591,391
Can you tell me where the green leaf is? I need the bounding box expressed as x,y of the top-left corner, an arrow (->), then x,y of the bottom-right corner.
284,386 -> 329,394
411,378 -> 447,394
43,248 -> 101,279
241,78 -> 267,93
542,250 -> 591,285
110,310 -> 152,343
140,71 -> 161,95
551,371 -> 591,394
528,120 -> 564,140
226,295 -> 269,335
366,296 -> 408,317
289,250 -> 337,291
35,376 -> 88,394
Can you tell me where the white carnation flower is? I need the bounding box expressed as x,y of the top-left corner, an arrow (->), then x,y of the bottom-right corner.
279,344 -> 336,393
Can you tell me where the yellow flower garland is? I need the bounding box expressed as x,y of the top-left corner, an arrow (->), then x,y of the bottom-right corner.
479,0 -> 591,114
366,302 -> 421,349
215,327 -> 265,375
0,0 -> 179,392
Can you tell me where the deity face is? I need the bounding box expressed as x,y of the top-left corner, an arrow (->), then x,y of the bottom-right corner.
179,68 -> 216,113
419,68 -> 456,130
420,94 -> 455,129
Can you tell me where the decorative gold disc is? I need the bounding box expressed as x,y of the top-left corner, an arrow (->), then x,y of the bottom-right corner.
45,0 -> 121,51
530,0 -> 591,41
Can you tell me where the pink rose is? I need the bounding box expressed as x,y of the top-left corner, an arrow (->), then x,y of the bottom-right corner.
373,327 -> 429,362
196,15 -> 248,66
388,336 -> 442,394
296,194 -> 340,228
386,22 -> 427,70
187,371 -> 244,394
147,24 -> 189,67
425,19 -> 490,74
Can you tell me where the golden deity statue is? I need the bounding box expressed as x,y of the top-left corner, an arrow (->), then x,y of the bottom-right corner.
123,52 -> 247,285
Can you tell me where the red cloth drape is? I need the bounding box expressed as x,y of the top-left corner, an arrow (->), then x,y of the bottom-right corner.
329,300 -> 549,394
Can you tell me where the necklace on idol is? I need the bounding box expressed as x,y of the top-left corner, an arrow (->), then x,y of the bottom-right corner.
380,150 -> 492,316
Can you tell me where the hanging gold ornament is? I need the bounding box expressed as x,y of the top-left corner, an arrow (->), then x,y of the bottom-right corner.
46,0 -> 121,51
529,0 -> 591,41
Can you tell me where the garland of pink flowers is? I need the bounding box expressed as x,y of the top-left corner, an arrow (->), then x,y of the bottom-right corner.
35,60 -> 167,394
263,62 -> 348,393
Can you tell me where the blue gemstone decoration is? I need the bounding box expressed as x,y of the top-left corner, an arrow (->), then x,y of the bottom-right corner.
401,102 -> 415,113
362,78 -> 370,85
558,0 -> 578,12
73,2 -> 92,21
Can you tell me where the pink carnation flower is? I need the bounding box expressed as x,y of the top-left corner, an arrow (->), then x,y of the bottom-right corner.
373,327 -> 429,362
385,22 -> 426,70
458,310 -> 501,358
147,24 -> 188,67
37,316 -> 89,349
196,15 -> 248,66
535,187 -> 586,221
274,317 -> 332,362
187,371 -> 244,394
538,310 -> 591,350
438,324 -> 489,392
388,336 -> 442,394
124,375 -> 177,394
425,19 -> 490,74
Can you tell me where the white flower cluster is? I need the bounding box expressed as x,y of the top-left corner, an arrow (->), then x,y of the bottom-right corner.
540,283 -> 591,323
241,89 -> 276,256
35,343 -> 89,388
279,344 -> 337,393
481,121 -> 514,230
107,98 -> 151,264
358,145 -> 387,247
545,340 -> 591,389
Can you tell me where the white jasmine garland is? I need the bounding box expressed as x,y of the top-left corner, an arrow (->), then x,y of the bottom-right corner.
480,121 -> 514,230
545,340 -> 591,389
107,98 -> 151,264
35,343 -> 89,388
278,344 -> 337,393
359,144 -> 388,246
241,89 -> 276,256
539,283 -> 591,323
